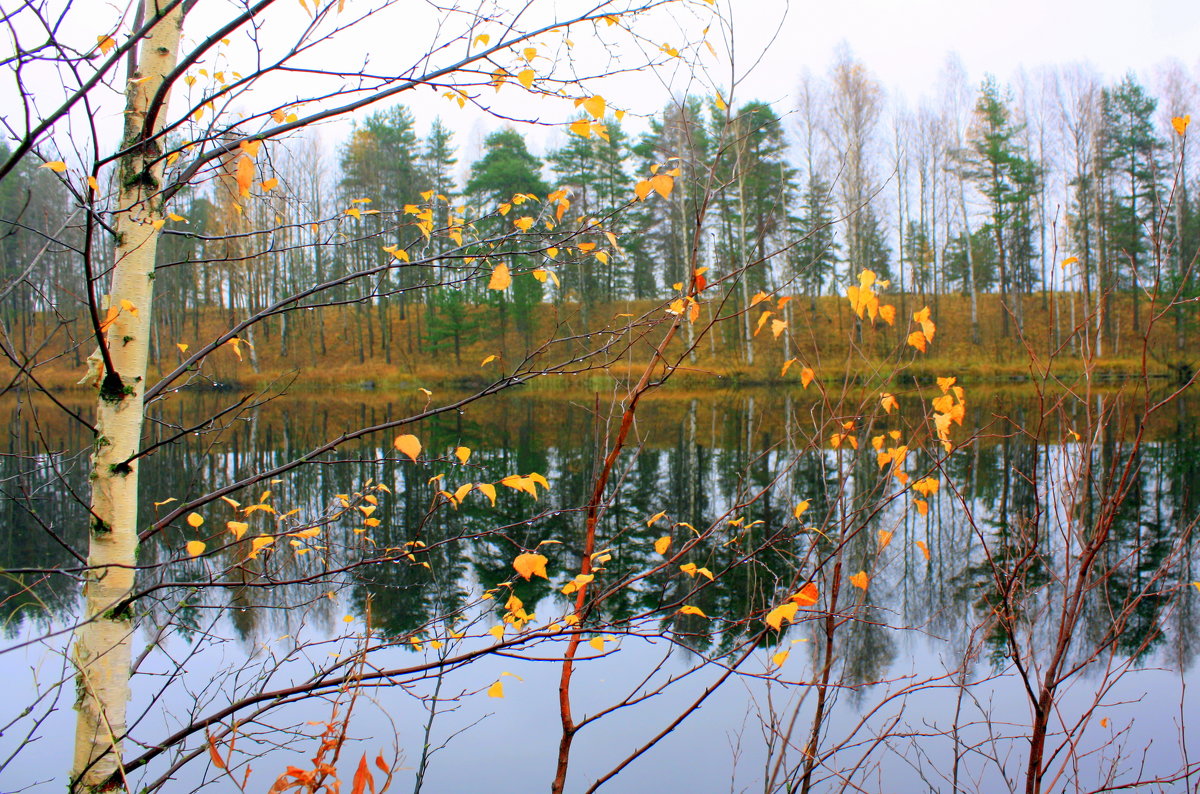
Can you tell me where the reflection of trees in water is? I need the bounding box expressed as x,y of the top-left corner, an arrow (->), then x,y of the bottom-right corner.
3,391 -> 1198,666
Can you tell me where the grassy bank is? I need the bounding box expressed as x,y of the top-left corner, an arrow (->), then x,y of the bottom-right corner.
7,291 -> 1193,392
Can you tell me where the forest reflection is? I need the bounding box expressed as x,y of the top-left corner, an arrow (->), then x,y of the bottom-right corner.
5,386 -> 1197,682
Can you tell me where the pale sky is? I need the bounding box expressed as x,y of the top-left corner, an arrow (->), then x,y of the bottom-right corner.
11,0 -> 1200,175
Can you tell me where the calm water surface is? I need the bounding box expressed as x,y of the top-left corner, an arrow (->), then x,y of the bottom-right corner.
2,387 -> 1198,792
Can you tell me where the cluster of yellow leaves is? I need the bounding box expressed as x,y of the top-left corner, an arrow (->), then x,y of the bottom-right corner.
764,583 -> 820,630
907,306 -> 937,353
680,562 -> 714,581
502,592 -> 535,631
845,270 -> 896,325
930,377 -> 966,452
830,420 -> 858,451
911,475 -> 939,516
635,163 -> 680,201
872,433 -> 909,476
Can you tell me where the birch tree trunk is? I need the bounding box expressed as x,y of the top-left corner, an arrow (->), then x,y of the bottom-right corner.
72,3 -> 185,790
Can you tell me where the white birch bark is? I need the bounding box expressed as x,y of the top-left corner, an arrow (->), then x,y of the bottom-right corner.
72,3 -> 185,790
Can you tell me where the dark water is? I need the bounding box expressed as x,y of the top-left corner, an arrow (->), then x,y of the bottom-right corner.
2,386 -> 1199,792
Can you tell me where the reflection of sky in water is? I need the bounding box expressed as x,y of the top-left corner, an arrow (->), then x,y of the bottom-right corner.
3,391 -> 1199,790
5,597 -> 1198,792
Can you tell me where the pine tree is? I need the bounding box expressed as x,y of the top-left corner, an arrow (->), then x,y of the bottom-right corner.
955,76 -> 1041,336
789,174 -> 840,304
548,115 -> 632,306
1100,74 -> 1164,331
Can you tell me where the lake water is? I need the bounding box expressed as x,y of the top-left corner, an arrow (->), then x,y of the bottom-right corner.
2,386 -> 1199,792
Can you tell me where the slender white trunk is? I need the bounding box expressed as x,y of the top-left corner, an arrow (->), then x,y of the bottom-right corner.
73,3 -> 184,790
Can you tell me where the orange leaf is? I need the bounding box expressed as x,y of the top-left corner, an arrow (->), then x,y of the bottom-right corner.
235,156 -> 254,197
800,367 -> 815,389
907,331 -> 927,353
915,540 -> 930,560
393,434 -> 421,461
791,582 -> 819,607
351,753 -> 376,794
513,552 -> 548,580
849,571 -> 869,590
207,734 -> 227,769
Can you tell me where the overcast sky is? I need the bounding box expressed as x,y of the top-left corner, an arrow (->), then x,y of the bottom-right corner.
395,0 -> 1200,167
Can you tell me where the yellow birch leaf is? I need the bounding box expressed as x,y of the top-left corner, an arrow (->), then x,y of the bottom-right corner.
488,263 -> 511,290
583,95 -> 606,119
907,331 -> 928,353
569,118 -> 593,138
239,139 -> 261,158
513,216 -> 534,231
260,177 -> 279,191
87,175 -> 99,191
679,605 -> 707,618
517,69 -> 535,89
800,367 -> 815,389
1172,115 -> 1191,136
878,530 -> 893,549
765,602 -> 799,630
153,497 -> 177,508
455,446 -> 471,464
881,393 -> 898,414
186,540 -> 206,557
654,536 -> 671,555
879,304 -> 896,326
771,319 -> 787,338
487,624 -> 505,641
696,567 -> 714,581
647,510 -> 667,526
187,512 -> 204,528
41,161 -> 67,172
247,536 -> 275,558
227,520 -> 249,540
235,156 -> 254,197
97,35 -> 116,54
477,482 -> 497,506
914,498 -> 929,516
393,434 -> 421,461
1061,255 -> 1079,270
480,354 -> 497,366
915,540 -> 930,560
167,212 -> 186,222
634,180 -> 653,200
849,571 -> 869,590
473,33 -> 490,47
753,310 -> 772,337
781,358 -> 796,377
649,173 -> 674,198
513,552 -> 548,581
487,680 -> 504,698
589,636 -> 605,651
793,500 -> 810,519
453,483 -> 472,503
772,649 -> 790,667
